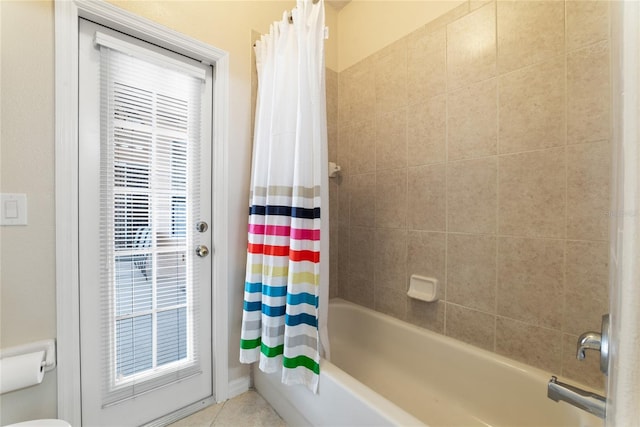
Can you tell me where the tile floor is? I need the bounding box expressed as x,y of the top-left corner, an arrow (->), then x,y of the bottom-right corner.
168,390 -> 287,427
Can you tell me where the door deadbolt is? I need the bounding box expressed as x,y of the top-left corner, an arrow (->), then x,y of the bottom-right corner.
196,221 -> 208,233
196,245 -> 209,258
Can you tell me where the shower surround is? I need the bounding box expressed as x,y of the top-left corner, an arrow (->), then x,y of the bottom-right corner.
328,0 -> 611,390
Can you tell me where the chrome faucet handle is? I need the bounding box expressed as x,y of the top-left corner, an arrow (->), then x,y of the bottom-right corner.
576,332 -> 602,360
575,314 -> 610,375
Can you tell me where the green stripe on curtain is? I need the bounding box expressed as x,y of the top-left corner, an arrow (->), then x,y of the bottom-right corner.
283,355 -> 320,374
240,337 -> 261,350
261,343 -> 284,357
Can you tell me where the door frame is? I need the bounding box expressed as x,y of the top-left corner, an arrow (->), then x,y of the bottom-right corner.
54,1 -> 230,425
608,1 -> 640,425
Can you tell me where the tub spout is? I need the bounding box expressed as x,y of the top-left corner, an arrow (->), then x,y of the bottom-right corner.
547,376 -> 605,419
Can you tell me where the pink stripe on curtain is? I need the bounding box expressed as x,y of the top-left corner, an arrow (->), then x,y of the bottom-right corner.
249,224 -> 320,240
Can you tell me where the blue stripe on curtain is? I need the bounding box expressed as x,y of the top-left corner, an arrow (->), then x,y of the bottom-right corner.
243,301 -> 288,317
287,292 -> 318,306
244,282 -> 288,297
286,313 -> 318,328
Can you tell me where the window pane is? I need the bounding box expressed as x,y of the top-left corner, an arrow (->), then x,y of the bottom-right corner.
115,255 -> 152,316
157,308 -> 187,366
114,195 -> 150,250
114,128 -> 151,189
116,315 -> 153,378
156,251 -> 187,308
113,82 -> 153,127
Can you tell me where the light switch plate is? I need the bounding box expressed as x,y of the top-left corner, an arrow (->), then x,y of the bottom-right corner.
1,193 -> 28,225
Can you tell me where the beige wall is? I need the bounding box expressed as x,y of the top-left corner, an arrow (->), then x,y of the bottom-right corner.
332,0 -> 611,391
336,0 -> 464,71
325,3 -> 339,71
0,1 -> 58,423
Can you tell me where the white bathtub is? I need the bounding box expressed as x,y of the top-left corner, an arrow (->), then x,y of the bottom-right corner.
255,299 -> 603,426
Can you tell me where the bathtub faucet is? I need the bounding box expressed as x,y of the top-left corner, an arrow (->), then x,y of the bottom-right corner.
547,376 -> 605,419
576,331 -> 602,361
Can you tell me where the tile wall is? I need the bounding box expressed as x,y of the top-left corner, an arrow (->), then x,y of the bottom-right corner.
327,0 -> 611,390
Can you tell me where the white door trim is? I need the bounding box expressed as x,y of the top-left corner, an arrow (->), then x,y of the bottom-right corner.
608,1 -> 640,425
54,1 -> 230,424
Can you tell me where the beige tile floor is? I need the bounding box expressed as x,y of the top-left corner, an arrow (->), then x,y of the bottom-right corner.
168,390 -> 287,427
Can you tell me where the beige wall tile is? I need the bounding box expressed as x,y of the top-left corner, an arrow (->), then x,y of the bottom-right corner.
333,0 -> 612,378
337,226 -> 350,297
561,334 -> 606,392
375,286 -> 407,320
326,68 -> 339,129
375,46 -> 407,115
567,141 -> 611,241
349,173 -> 376,227
376,109 -> 407,171
338,71 -> 349,124
447,233 -> 497,313
496,317 -> 562,373
337,125 -> 351,176
446,304 -> 496,351
564,240 -> 609,335
407,231 -> 446,298
349,226 -> 375,281
447,78 -> 498,161
328,126 -> 338,163
407,299 -> 445,333
567,41 -> 610,144
329,178 -> 339,230
498,57 -> 566,154
497,1 -> 565,74
376,169 -> 407,228
407,27 -> 447,105
331,229 -> 342,298
407,164 -> 446,231
349,120 -> 376,175
375,228 -> 407,291
497,237 -> 564,329
330,226 -> 339,299
407,95 -> 446,166
566,0 -> 610,52
447,157 -> 497,234
498,148 -> 566,238
337,173 -> 350,227
340,60 -> 376,126
343,276 -> 375,309
447,2 -> 496,91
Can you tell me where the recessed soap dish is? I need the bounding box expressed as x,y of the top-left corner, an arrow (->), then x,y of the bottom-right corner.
407,275 -> 438,302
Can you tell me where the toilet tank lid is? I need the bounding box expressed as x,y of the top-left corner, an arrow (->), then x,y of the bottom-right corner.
5,420 -> 71,427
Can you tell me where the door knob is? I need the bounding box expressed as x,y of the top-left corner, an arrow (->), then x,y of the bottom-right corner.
196,245 -> 209,258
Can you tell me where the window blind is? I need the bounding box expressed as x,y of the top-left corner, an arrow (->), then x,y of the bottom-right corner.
98,39 -> 204,407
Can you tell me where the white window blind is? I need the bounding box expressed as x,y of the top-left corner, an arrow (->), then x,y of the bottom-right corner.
98,39 -> 204,406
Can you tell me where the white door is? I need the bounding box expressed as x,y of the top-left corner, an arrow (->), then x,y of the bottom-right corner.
78,19 -> 213,426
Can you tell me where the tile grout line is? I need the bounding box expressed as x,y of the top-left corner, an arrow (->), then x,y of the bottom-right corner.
561,0 -> 569,375
494,0 -> 500,354
208,400 -> 227,427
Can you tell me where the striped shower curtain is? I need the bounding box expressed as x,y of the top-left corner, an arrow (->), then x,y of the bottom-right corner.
239,0 -> 328,393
